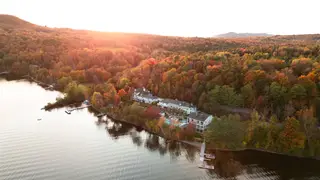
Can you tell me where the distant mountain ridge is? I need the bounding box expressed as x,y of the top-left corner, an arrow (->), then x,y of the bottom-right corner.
1,14 -> 319,44
216,32 -> 273,38
0,14 -> 35,29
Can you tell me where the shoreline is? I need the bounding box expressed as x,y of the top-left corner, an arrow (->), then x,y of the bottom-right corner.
2,76 -> 320,161
97,107 -> 320,161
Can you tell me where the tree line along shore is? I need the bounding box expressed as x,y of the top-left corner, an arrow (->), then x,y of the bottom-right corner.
1,15 -> 320,158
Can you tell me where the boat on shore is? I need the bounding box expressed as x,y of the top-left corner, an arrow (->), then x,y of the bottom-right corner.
83,100 -> 90,106
205,153 -> 216,159
96,113 -> 105,117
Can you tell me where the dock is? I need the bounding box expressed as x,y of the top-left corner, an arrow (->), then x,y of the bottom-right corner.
198,145 -> 215,170
198,161 -> 214,170
200,142 -> 206,161
198,141 -> 216,169
65,105 -> 91,114
199,142 -> 216,159
96,113 -> 106,117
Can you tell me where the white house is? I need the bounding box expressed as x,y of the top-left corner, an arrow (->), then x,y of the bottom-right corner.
133,88 -> 161,104
187,112 -> 213,133
157,99 -> 197,114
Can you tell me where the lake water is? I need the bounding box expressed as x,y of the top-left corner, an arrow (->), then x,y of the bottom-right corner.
1,79 -> 320,180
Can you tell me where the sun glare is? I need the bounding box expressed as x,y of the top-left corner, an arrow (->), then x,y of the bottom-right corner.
1,0 -> 320,36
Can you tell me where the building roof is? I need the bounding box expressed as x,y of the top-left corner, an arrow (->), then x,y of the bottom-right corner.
134,88 -> 159,100
142,94 -> 159,100
188,112 -> 211,121
160,98 -> 195,108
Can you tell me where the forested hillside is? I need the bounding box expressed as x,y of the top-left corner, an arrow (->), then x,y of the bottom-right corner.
1,15 -> 320,157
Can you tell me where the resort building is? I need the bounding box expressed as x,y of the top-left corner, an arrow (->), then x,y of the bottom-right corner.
157,99 -> 197,114
132,88 -> 161,104
187,112 -> 213,133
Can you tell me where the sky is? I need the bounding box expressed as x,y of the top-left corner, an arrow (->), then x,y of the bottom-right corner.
0,0 -> 319,37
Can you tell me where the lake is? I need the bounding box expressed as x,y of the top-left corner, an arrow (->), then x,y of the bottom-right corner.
1,79 -> 320,180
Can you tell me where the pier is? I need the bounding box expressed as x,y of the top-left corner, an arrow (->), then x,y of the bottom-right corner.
65,105 -> 91,114
96,113 -> 106,117
198,142 -> 215,170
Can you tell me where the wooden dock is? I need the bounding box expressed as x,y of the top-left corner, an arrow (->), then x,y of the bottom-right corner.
65,105 -> 91,114
96,113 -> 106,117
198,162 -> 214,170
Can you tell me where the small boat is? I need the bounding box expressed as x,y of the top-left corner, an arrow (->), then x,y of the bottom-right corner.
37,119 -> 42,121
82,100 -> 90,106
97,113 -> 105,117
205,154 -> 216,159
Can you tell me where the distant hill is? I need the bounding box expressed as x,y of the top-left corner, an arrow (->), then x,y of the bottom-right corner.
0,14 -> 35,29
216,32 -> 273,38
1,15 -> 319,49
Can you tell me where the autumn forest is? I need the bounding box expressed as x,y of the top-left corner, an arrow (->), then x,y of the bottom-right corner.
1,15 -> 320,158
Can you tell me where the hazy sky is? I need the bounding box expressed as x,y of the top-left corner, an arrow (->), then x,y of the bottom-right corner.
1,0 -> 319,37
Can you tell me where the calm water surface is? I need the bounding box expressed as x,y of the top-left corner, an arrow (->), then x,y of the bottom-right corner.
1,79 -> 320,180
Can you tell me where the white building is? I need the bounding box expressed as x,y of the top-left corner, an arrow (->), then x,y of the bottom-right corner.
133,88 -> 161,104
157,99 -> 197,114
187,112 -> 213,133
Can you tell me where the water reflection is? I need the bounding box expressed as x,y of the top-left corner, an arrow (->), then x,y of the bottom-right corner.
2,79 -> 320,180
98,117 -> 198,162
130,131 -> 143,147
210,151 -> 243,179
233,150 -> 320,180
106,121 -> 134,140
100,117 -> 243,179
98,116 -> 320,180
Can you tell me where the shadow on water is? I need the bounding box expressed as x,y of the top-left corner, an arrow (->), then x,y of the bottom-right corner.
96,116 -> 198,161
2,79 -> 320,180
202,149 -> 320,180
233,150 -> 320,179
96,116 -> 320,180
